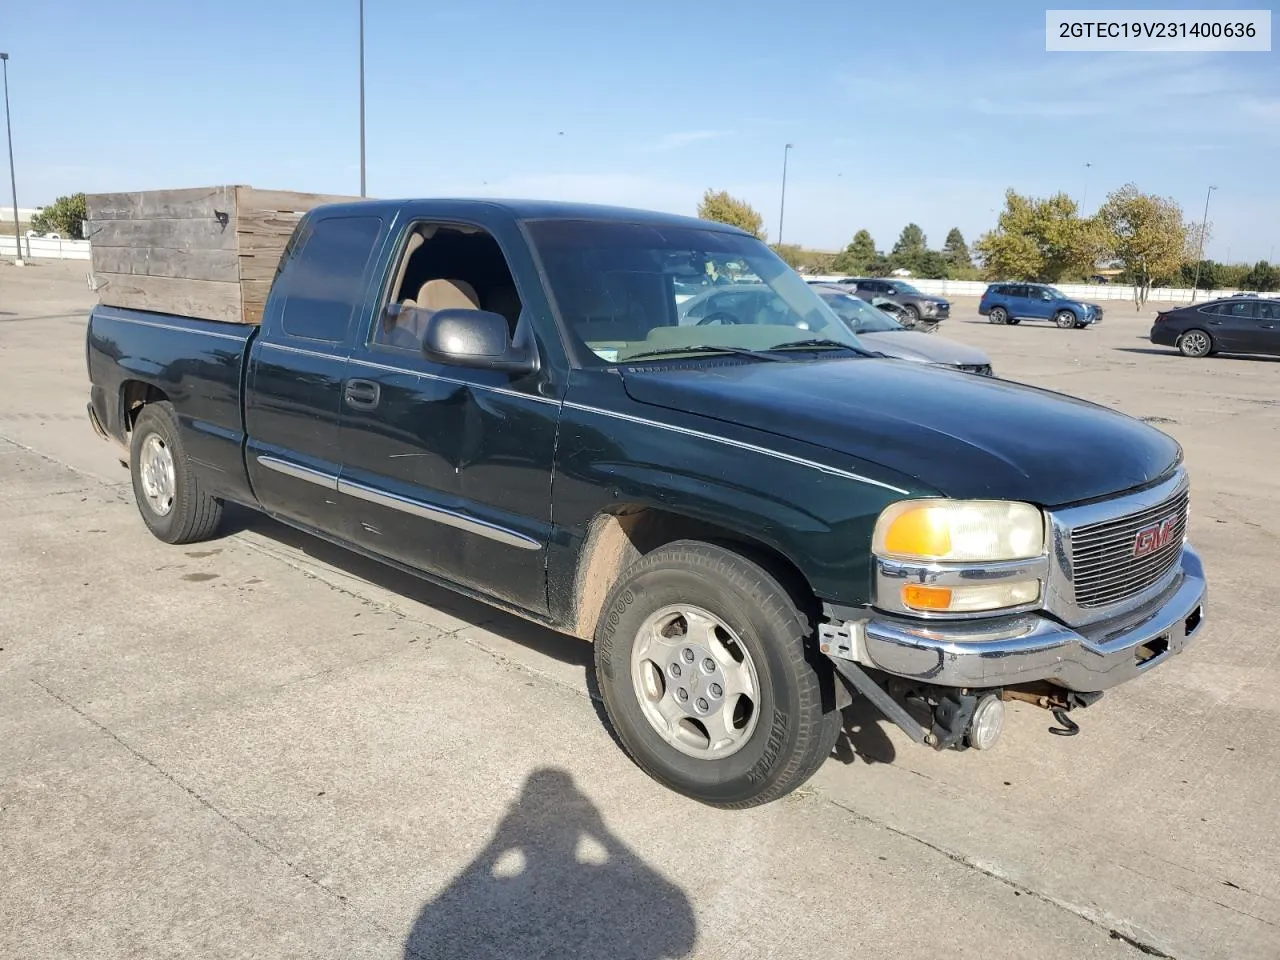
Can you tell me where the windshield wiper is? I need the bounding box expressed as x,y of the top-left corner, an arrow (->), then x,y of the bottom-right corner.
623,344 -> 785,362
766,338 -> 875,356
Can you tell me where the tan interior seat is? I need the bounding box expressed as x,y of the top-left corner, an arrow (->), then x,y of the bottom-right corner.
396,279 -> 481,346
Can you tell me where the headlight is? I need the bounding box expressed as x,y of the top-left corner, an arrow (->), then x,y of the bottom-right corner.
872,500 -> 1048,617
873,499 -> 1045,563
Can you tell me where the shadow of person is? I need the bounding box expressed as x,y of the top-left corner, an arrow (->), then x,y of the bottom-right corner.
403,768 -> 696,960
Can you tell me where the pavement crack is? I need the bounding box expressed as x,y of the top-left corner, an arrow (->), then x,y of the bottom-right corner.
823,795 -> 1182,959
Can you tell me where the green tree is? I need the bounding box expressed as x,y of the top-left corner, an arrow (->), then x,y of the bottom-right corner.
1097,184 -> 1190,309
30,192 -> 88,239
697,189 -> 765,240
831,229 -> 877,275
913,249 -> 950,279
890,223 -> 928,272
974,189 -> 1103,283
942,228 -> 972,269
1241,260 -> 1278,292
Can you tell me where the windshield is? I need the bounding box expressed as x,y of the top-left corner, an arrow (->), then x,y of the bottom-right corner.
890,281 -> 922,295
1044,287 -> 1067,299
818,291 -> 904,333
525,220 -> 860,363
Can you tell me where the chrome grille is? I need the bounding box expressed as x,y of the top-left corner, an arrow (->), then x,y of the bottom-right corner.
1070,487 -> 1189,608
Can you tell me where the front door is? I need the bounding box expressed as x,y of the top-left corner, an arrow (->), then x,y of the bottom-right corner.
336,218 -> 561,613
1027,287 -> 1056,320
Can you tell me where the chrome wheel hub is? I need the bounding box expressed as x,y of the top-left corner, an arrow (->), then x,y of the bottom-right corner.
631,605 -> 761,760
139,434 -> 176,517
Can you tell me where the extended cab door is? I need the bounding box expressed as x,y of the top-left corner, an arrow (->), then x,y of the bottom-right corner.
335,214 -> 563,613
244,210 -> 388,535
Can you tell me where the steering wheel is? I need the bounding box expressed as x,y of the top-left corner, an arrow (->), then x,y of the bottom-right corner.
696,311 -> 742,326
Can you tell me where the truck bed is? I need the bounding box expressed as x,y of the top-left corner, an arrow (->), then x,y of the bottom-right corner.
87,304 -> 258,506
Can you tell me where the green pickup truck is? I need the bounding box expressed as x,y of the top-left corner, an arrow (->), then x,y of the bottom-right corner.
87,198 -> 1207,807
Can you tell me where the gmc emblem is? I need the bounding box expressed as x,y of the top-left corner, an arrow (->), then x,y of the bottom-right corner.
1133,517 -> 1178,558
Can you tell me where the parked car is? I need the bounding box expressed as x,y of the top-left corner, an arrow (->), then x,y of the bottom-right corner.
839,277 -> 951,327
812,285 -> 992,374
86,198 -> 1206,807
1150,296 -> 1280,358
979,283 -> 1103,328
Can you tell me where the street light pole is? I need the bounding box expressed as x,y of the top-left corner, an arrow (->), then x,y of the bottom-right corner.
1,53 -> 23,267
1190,185 -> 1216,303
777,143 -> 792,247
358,0 -> 366,197
1080,161 -> 1092,213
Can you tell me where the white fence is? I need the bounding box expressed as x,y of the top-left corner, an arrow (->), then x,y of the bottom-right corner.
806,275 -> 1252,304
0,235 -> 92,261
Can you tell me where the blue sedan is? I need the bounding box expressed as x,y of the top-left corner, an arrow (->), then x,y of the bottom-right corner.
978,283 -> 1104,329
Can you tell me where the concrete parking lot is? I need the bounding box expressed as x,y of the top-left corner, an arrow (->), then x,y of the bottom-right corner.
2,260 -> 1277,960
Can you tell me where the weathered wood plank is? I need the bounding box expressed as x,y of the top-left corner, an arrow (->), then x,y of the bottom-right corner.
237,254 -> 285,283
91,246 -> 241,283
89,217 -> 238,251
236,187 -> 363,215
240,280 -> 274,324
94,273 -> 244,325
86,186 -> 240,222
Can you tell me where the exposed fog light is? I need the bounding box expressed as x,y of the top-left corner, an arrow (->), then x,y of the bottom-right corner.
967,695 -> 1005,751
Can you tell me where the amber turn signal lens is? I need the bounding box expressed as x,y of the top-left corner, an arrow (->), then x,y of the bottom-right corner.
903,584 -> 954,610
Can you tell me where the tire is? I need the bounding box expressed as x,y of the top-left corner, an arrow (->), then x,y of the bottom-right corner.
1177,329 -> 1213,358
1055,309 -> 1077,329
902,305 -> 920,327
988,307 -> 1008,325
594,540 -> 840,808
129,401 -> 223,544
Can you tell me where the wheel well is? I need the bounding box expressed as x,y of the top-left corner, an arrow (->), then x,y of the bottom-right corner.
569,506 -> 816,640
121,381 -> 169,433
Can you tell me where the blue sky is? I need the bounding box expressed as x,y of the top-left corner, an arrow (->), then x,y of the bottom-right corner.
3,0 -> 1277,261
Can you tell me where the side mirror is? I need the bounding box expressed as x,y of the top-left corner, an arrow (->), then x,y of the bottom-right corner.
420,308 -> 538,374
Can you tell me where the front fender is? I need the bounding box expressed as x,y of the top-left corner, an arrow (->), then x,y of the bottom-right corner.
547,382 -> 934,621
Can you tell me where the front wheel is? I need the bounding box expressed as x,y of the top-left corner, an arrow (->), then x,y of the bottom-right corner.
1055,309 -> 1077,329
1177,329 -> 1213,358
988,307 -> 1008,325
594,541 -> 840,808
902,305 -> 920,328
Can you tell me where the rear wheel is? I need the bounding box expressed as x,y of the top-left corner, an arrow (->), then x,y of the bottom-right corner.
1055,309 -> 1077,329
594,541 -> 840,808
129,402 -> 223,544
1177,329 -> 1213,358
988,307 -> 1008,325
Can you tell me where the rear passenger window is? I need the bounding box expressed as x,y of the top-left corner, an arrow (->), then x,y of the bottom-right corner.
278,215 -> 384,342
1256,301 -> 1278,320
1214,301 -> 1256,318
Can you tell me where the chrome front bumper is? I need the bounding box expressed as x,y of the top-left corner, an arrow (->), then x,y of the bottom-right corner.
846,546 -> 1205,692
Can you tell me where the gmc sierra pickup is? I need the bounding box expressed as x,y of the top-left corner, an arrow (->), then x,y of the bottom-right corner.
86,199 -> 1207,807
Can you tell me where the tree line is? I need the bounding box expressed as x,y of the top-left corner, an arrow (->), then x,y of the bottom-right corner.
697,187 -> 1276,308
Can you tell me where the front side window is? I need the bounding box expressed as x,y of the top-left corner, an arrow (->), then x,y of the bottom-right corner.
526,220 -> 858,363
278,215 -> 384,342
